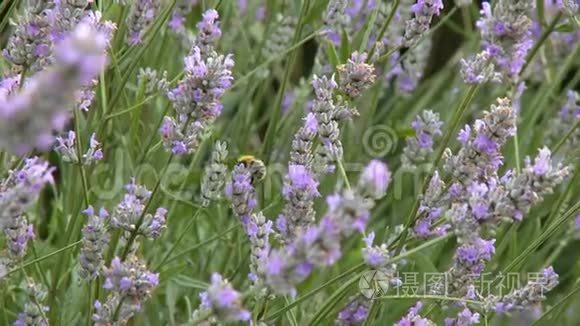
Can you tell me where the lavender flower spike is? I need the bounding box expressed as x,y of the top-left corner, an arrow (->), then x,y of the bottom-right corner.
93,255 -> 159,325
0,22 -> 108,155
13,282 -> 49,326
201,140 -> 229,206
79,206 -> 109,281
224,164 -> 257,225
358,159 -> 391,200
126,0 -> 161,45
472,1 -> 535,80
3,2 -> 52,71
402,110 -> 443,168
487,266 -> 559,313
403,0 -> 444,46
335,295 -> 370,326
55,131 -> 103,165
192,273 -> 251,324
110,179 -> 167,239
276,164 -> 320,243
161,46 -> 234,155
1,157 -> 53,261
337,52 -> 376,99
395,301 -> 436,326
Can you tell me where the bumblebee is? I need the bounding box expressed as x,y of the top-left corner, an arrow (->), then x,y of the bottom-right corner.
237,155 -> 267,185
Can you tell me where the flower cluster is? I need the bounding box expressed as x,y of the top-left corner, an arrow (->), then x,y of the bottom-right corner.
414,172 -> 451,237
126,0 -> 161,45
337,52 -> 376,99
276,164 -> 320,243
169,0 -> 198,33
265,161 -> 390,295
224,164 -> 257,225
14,282 -> 49,326
247,212 -> 274,287
443,97 -> 517,184
194,8 -> 222,52
403,0 -> 444,46
465,0 -> 535,82
1,158 -> 53,262
402,110 -> 443,169
0,22 -> 108,155
486,266 -> 559,313
444,307 -> 481,326
79,206 -> 109,281
137,67 -> 169,96
55,131 -> 103,165
93,256 -> 159,325
335,295 -> 370,326
548,90 -> 579,157
395,301 -> 435,326
201,140 -> 229,206
110,179 -> 167,239
161,10 -> 233,155
387,38 -> 432,94
3,2 -> 53,71
191,273 -> 251,324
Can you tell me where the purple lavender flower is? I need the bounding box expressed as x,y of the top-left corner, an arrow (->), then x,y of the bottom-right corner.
548,90 -> 580,154
488,266 -> 559,313
444,307 -> 481,326
403,0 -> 444,46
110,179 -> 167,239
247,212 -> 274,287
265,218 -> 342,295
161,44 -> 234,155
1,157 -> 53,261
337,52 -> 376,99
395,301 -> 436,326
192,273 -> 251,323
0,22 -> 108,155
492,147 -> 569,222
195,9 -> 222,51
557,0 -> 580,16
277,164 -> 320,243
460,50 -> 502,84
169,0 -> 198,32
93,255 -> 159,325
362,232 -> 390,268
3,3 -> 53,71
201,140 -> 229,206
386,39 -> 432,94
13,282 -> 49,326
126,0 -> 161,45
413,172 -> 452,238
224,164 -> 257,224
55,131 -> 103,165
289,112 -> 318,167
79,206 -> 109,281
444,97 -> 516,184
358,160 -> 391,200
402,110 -> 443,168
471,1 -> 535,81
335,295 -> 370,326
